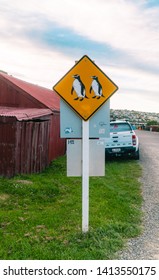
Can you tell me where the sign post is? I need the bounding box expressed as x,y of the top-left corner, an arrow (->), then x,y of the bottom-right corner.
82,120 -> 89,232
53,55 -> 118,233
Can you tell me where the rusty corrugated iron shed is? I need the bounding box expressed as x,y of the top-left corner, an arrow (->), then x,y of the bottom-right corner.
0,72 -> 66,177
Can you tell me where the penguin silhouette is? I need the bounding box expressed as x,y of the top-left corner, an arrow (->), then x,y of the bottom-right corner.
90,76 -> 104,99
71,74 -> 88,101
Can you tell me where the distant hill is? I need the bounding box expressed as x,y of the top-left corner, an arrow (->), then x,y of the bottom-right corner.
110,109 -> 159,124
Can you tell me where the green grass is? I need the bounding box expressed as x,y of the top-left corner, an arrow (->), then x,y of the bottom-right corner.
0,156 -> 142,260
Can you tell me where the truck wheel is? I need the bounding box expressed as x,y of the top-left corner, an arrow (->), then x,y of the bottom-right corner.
134,149 -> 139,160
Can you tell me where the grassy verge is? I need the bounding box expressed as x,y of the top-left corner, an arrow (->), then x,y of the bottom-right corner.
0,156 -> 142,260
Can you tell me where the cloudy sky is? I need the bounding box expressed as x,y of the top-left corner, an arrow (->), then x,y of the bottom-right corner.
1,0 -> 159,113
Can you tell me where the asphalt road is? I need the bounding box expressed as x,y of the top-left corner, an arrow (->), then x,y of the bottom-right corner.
119,130 -> 159,259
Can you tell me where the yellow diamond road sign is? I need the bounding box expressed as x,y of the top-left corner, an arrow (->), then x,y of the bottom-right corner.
53,55 -> 118,121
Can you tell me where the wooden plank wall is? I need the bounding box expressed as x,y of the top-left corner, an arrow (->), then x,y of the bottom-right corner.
0,117 -> 16,177
15,120 -> 50,175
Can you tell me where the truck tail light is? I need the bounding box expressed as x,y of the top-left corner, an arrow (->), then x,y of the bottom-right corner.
132,135 -> 136,146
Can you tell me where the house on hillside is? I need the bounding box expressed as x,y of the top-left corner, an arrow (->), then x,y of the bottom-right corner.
0,72 -> 65,177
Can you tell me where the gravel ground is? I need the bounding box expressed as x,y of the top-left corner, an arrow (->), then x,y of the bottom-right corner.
118,130 -> 159,260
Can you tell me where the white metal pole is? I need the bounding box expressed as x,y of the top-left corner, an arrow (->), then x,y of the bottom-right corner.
82,119 -> 89,232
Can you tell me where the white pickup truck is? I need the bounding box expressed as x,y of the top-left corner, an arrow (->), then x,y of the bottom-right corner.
102,120 -> 139,159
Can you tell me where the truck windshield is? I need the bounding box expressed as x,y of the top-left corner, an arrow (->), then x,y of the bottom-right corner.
110,123 -> 131,132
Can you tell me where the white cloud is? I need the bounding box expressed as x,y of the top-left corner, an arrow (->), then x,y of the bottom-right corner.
0,34 -> 73,88
2,0 -> 159,66
0,0 -> 159,113
104,64 -> 159,93
102,63 -> 159,113
34,0 -> 159,65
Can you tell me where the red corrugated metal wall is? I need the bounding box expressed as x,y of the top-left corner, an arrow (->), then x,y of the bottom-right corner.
0,77 -> 42,108
49,114 -> 66,162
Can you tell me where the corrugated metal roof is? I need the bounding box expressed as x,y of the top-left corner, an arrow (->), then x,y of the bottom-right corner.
0,72 -> 60,111
0,107 -> 52,121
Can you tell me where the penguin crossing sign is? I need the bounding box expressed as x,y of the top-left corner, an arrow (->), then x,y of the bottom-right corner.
53,55 -> 118,121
